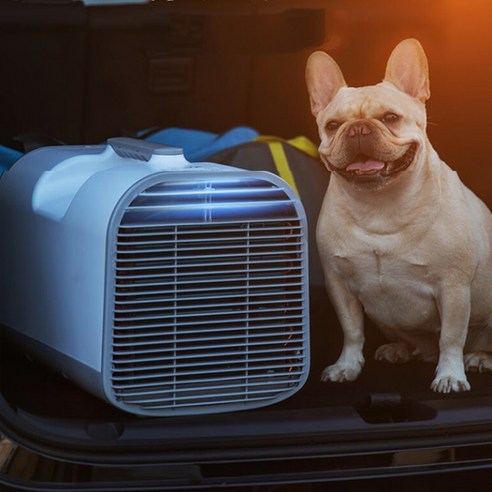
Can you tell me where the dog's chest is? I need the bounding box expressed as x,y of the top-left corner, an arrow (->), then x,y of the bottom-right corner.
333,246 -> 438,329
334,246 -> 427,281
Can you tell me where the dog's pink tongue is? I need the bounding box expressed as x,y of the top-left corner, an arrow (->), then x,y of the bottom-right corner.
346,160 -> 385,174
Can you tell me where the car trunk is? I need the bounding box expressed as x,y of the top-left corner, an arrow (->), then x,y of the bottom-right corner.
2,0 -> 492,486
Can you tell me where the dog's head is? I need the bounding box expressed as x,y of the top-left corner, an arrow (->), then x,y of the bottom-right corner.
306,39 -> 430,189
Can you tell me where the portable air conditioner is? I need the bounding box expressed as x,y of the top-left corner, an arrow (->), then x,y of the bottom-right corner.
0,138 -> 310,416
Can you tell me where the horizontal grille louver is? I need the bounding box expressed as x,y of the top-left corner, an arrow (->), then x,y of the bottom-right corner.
110,177 -> 308,415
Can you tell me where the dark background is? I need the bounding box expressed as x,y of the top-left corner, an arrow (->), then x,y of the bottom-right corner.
2,1 -> 492,489
1,0 -> 491,204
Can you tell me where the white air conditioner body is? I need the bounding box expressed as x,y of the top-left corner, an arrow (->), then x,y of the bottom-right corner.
0,138 -> 310,416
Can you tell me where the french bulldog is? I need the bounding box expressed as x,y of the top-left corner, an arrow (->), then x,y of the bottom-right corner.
306,38 -> 492,393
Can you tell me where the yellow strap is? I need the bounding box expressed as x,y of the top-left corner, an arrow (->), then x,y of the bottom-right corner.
286,135 -> 319,159
266,140 -> 300,196
255,135 -> 319,159
254,135 -> 319,196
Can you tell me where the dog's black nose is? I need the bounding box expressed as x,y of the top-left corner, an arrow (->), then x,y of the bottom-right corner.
348,122 -> 372,138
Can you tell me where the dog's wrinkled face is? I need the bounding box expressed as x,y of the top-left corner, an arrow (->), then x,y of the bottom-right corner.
317,84 -> 424,187
306,40 -> 430,189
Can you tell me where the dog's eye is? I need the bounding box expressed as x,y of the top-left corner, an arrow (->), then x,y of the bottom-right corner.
381,112 -> 400,124
326,120 -> 341,131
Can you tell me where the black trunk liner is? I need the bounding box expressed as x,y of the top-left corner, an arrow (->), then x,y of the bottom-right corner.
3,333 -> 492,423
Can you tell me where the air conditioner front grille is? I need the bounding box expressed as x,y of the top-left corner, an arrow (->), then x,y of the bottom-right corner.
109,176 -> 309,415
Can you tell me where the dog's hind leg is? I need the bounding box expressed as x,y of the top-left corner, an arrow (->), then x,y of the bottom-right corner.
375,342 -> 415,363
375,328 -> 438,364
464,351 -> 492,372
465,319 -> 492,372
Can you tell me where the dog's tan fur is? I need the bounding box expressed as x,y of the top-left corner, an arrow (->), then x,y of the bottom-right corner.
306,39 -> 492,393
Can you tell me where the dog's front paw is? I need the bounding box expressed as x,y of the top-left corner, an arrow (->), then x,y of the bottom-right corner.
321,362 -> 362,383
464,351 -> 492,373
431,375 -> 470,393
375,342 -> 413,363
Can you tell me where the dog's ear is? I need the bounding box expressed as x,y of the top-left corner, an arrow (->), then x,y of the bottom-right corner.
306,51 -> 347,117
384,38 -> 430,102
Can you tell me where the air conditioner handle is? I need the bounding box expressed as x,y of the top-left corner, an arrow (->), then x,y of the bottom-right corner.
107,137 -> 184,162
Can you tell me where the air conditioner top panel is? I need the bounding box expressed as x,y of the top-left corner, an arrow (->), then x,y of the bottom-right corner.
0,138 -> 233,222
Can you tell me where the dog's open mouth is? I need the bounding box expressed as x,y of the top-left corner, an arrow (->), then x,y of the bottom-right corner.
328,142 -> 418,181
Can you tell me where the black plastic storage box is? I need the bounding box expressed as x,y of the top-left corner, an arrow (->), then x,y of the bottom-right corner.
2,1 -> 492,491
